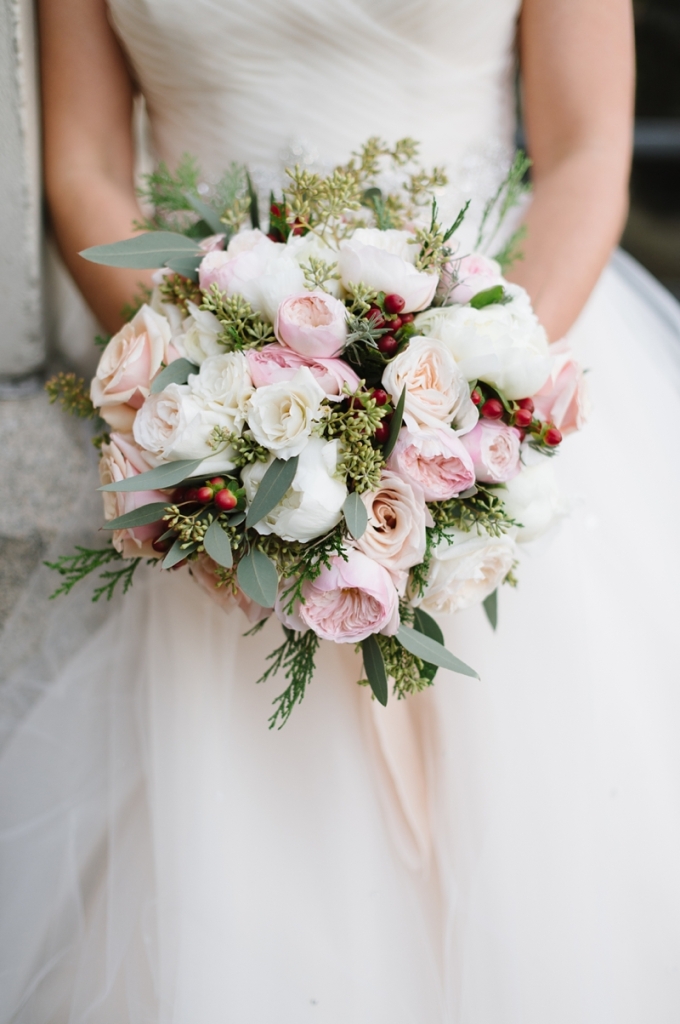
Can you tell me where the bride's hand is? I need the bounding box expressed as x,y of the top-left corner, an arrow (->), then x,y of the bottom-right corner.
39,0 -> 152,333
508,0 -> 634,340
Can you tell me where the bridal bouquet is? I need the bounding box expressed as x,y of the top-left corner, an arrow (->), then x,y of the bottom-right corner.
47,139 -> 587,726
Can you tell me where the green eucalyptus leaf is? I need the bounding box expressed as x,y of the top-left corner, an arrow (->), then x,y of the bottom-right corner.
361,634 -> 388,706
164,254 -> 202,281
150,358 -> 199,394
382,386 -> 406,460
203,519 -> 233,569
246,171 -> 260,229
162,537 -> 197,569
228,511 -> 246,526
396,623 -> 479,679
343,492 -> 368,540
101,501 -> 170,531
99,459 -> 204,493
80,231 -> 201,269
412,607 -> 444,683
184,192 -> 224,234
469,285 -> 507,309
483,589 -> 498,631
245,456 -> 299,528
237,549 -> 279,608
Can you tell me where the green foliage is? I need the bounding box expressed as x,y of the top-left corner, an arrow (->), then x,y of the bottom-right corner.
375,632 -> 434,699
494,223 -> 527,272
257,627 -> 321,729
265,522 -> 348,615
319,384 -> 390,492
415,199 -> 470,274
200,286 -> 275,350
300,256 -> 340,293
46,544 -> 141,601
210,428 -> 269,467
120,284 -> 153,322
429,485 -> 517,537
136,155 -> 250,238
158,272 -> 203,312
94,333 -> 110,351
476,150 -> 532,252
45,373 -> 96,419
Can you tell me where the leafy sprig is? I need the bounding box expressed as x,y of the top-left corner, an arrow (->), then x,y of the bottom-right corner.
45,373 -> 96,419
257,627 -> 321,730
200,286 -> 275,350
45,544 -> 142,601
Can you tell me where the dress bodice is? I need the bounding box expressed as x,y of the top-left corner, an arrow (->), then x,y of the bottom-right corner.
108,0 -> 521,194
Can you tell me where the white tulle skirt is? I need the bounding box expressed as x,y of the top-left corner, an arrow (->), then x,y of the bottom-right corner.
2,252 -> 680,1024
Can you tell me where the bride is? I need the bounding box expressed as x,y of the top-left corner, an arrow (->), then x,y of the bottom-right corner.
3,0 -> 680,1020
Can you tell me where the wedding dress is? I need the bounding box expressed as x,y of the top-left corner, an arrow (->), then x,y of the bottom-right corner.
3,1 -> 680,1021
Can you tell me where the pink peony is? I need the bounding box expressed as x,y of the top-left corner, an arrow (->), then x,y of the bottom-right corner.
441,253 -> 503,305
246,342 -> 359,397
99,433 -> 167,558
277,547 -> 400,643
460,419 -> 521,483
387,425 -> 476,501
532,339 -> 589,435
275,291 -> 347,359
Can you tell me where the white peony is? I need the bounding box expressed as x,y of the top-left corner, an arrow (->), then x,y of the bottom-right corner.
246,366 -> 326,460
242,437 -> 347,543
415,285 -> 552,399
132,384 -> 236,473
501,462 -> 563,542
188,351 -> 253,434
173,302 -> 224,365
338,228 -> 438,312
416,528 -> 518,614
381,336 -> 478,433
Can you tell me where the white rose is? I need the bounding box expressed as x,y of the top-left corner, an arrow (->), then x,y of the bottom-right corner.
338,228 -> 438,313
172,302 -> 224,365
381,336 -> 478,433
133,384 -> 236,473
188,351 -> 253,435
242,437 -> 347,542
246,366 -> 326,460
354,471 -> 430,582
415,285 -> 552,399
286,233 -> 341,297
416,529 -> 518,614
501,462 -> 563,542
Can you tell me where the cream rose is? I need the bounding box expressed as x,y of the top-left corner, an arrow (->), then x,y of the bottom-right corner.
99,433 -> 167,558
132,384 -> 236,473
354,471 -> 430,584
246,367 -> 326,460
338,228 -> 438,313
501,462 -> 563,542
241,437 -> 347,543
91,304 -> 175,431
381,336 -> 478,433
188,351 -> 253,434
415,286 -> 552,400
416,529 -> 518,614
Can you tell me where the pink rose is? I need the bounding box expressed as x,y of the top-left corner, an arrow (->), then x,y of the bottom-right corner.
275,291 -> 347,359
190,554 -> 270,623
439,253 -> 503,305
277,548 -> 400,643
354,471 -> 431,584
533,340 -> 589,435
387,425 -> 476,500
91,305 -> 178,431
246,343 -> 359,397
460,419 -> 521,483
99,433 -> 167,558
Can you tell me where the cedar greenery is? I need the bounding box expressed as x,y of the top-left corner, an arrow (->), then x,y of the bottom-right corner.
45,544 -> 142,601
257,627 -> 321,729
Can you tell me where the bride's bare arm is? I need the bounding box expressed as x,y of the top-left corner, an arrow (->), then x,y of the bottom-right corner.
510,0 -> 635,340
39,0 -> 151,333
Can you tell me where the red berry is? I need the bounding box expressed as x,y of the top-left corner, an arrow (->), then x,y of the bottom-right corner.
372,388 -> 389,406
544,427 -> 563,447
374,423 -> 390,444
378,335 -> 399,356
400,312 -> 414,324
471,389 -> 482,406
267,232 -> 279,242
384,293 -> 405,315
209,477 -> 226,490
517,397 -> 534,413
152,536 -> 172,553
514,407 -> 533,428
183,488 -> 200,503
389,316 -> 403,332
270,203 -> 281,218
196,486 -> 213,503
481,398 -> 504,419
215,488 -> 237,511
368,308 -> 386,330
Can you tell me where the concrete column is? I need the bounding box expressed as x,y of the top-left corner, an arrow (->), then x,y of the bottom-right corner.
0,0 -> 44,385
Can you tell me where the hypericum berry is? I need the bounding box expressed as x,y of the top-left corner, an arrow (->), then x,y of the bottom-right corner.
471,389 -> 482,406
270,203 -> 281,218
368,307 -> 386,330
400,312 -> 414,324
372,388 -> 389,406
513,407 -> 533,428
183,488 -> 200,503
374,423 -> 390,444
481,398 -> 504,419
196,486 -> 214,503
384,293 -> 405,315
389,316 -> 403,333
214,488 -> 237,511
517,397 -> 535,413
152,536 -> 172,553
209,477 -> 226,490
544,427 -> 563,446
378,335 -> 399,356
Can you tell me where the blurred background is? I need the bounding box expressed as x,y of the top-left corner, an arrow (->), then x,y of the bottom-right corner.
623,0 -> 680,298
